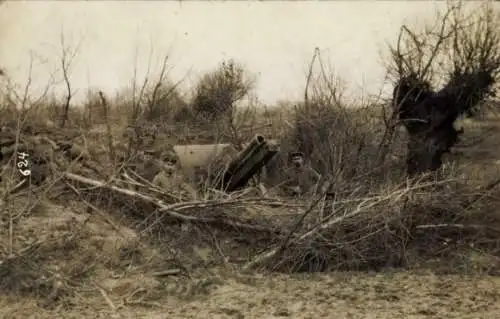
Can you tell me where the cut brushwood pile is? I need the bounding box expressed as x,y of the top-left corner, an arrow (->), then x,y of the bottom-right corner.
1,123 -> 499,279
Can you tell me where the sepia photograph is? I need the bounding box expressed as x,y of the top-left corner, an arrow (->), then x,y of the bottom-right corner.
1,0 -> 499,317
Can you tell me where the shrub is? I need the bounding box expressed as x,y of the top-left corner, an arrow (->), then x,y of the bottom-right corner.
192,59 -> 254,121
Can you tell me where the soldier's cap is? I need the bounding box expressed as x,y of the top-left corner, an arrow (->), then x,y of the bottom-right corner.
161,150 -> 179,163
289,152 -> 304,159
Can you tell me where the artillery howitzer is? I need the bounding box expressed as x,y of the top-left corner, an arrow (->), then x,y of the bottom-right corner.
218,134 -> 278,192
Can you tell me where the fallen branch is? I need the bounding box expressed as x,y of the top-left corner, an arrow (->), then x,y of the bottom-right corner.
123,169 -> 187,202
95,283 -> 118,312
243,195 -> 381,271
0,239 -> 45,267
150,269 -> 182,277
64,180 -> 125,235
242,180 -> 447,271
63,172 -> 284,235
416,223 -> 500,232
273,180 -> 332,262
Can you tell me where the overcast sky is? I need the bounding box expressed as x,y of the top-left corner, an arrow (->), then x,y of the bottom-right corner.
0,1 -> 493,106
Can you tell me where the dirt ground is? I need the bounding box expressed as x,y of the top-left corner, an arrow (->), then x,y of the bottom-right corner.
1,270 -> 499,319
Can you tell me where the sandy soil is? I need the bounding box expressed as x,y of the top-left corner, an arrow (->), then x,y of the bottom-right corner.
1,197 -> 498,319
135,272 -> 500,319
1,270 -> 499,319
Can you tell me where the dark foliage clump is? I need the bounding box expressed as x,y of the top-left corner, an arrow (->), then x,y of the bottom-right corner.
389,4 -> 500,176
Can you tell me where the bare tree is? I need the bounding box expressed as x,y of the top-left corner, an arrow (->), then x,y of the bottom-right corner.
58,30 -> 81,128
127,43 -> 189,127
144,54 -> 188,122
98,91 -> 115,161
0,52 -> 56,126
129,44 -> 154,125
388,1 -> 500,176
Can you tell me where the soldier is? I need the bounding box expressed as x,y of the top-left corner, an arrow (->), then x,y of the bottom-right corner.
281,152 -> 321,197
152,150 -> 197,199
151,149 -> 179,186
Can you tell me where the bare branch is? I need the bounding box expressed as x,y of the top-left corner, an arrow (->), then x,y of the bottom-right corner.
98,91 -> 115,161
20,53 -> 33,111
387,1 -> 500,175
130,43 -> 154,125
58,30 -> 81,128
146,53 -> 169,118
